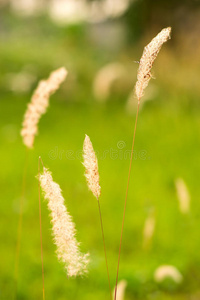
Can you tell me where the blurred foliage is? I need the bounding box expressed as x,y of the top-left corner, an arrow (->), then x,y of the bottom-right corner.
0,5 -> 200,300
123,0 -> 200,43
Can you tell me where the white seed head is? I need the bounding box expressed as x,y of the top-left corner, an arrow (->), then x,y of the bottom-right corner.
39,167 -> 89,277
175,178 -> 190,214
83,135 -> 101,199
113,280 -> 127,300
154,265 -> 183,284
21,67 -> 67,148
93,62 -> 126,102
135,27 -> 171,101
143,212 -> 155,249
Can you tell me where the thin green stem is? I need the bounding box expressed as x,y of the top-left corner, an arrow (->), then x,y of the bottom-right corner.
38,157 -> 45,300
114,100 -> 140,300
14,148 -> 29,299
97,198 -> 112,300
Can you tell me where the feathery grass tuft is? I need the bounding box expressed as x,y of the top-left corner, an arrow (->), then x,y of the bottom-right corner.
83,134 -> 101,199
21,67 -> 67,148
175,178 -> 190,214
113,280 -> 127,300
114,27 -> 172,300
83,134 -> 112,300
154,265 -> 183,284
39,165 -> 89,277
135,27 -> 171,101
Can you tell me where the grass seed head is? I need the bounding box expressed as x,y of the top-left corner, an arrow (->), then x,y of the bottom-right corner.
113,280 -> 127,300
39,167 -> 89,277
135,27 -> 171,101
21,67 -> 67,148
154,265 -> 183,284
83,134 -> 101,199
175,178 -> 190,214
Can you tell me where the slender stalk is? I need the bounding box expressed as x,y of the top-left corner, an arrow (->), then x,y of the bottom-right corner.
82,135 -> 111,296
14,148 -> 29,299
114,100 -> 140,300
38,157 -> 45,300
114,27 -> 171,299
97,198 -> 112,300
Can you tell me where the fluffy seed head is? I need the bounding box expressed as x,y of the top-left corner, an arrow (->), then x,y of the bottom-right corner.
135,27 -> 171,101
143,211 -> 155,249
21,67 -> 67,148
113,280 -> 127,300
39,167 -> 89,277
175,178 -> 190,214
154,265 -> 183,284
83,135 -> 101,199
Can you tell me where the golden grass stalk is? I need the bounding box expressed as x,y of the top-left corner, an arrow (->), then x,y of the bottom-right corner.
114,27 -> 171,300
13,148 -> 29,300
21,67 -> 67,148
135,27 -> 171,101
39,165 -> 89,277
175,178 -> 190,214
93,62 -> 126,102
154,265 -> 183,284
112,280 -> 127,300
83,134 -> 112,300
83,134 -> 101,199
143,210 -> 156,249
38,157 -> 45,300
15,68 -> 67,297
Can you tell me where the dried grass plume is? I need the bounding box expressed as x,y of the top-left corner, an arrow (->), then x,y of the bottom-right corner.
39,167 -> 89,277
83,134 -> 101,199
154,265 -> 183,284
113,280 -> 127,300
175,178 -> 190,214
21,67 -> 67,148
143,210 -> 156,249
135,27 -> 171,101
93,62 -> 126,102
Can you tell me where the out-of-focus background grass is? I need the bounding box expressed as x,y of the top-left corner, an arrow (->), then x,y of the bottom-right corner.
1,0 -> 200,299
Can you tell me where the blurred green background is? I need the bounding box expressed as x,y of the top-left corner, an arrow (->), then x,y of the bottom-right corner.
1,0 -> 200,299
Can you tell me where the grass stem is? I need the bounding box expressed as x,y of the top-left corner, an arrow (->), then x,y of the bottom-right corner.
14,147 -> 29,299
97,198 -> 112,300
114,100 -> 140,300
38,157 -> 45,300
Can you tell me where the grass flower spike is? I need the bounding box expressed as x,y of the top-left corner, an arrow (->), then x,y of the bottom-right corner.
143,211 -> 156,249
114,27 -> 172,300
154,265 -> 183,284
39,166 -> 89,277
21,67 -> 67,148
82,135 -> 112,299
113,280 -> 127,300
83,134 -> 101,199
135,27 -> 171,101
175,178 -> 190,214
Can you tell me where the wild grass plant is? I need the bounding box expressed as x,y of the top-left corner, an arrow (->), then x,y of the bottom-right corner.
14,68 -> 67,299
83,134 -> 112,299
39,161 -> 89,277
14,27 -> 174,300
114,27 -> 171,300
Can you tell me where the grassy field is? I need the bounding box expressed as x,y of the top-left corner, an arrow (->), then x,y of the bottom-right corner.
1,13 -> 200,300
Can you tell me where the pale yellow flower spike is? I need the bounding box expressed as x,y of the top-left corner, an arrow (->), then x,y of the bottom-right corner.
114,27 -> 172,300
154,265 -> 183,284
83,134 -> 101,199
21,67 -> 67,148
82,135 -> 112,299
39,167 -> 89,277
135,27 -> 171,101
113,280 -> 127,300
175,178 -> 190,214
